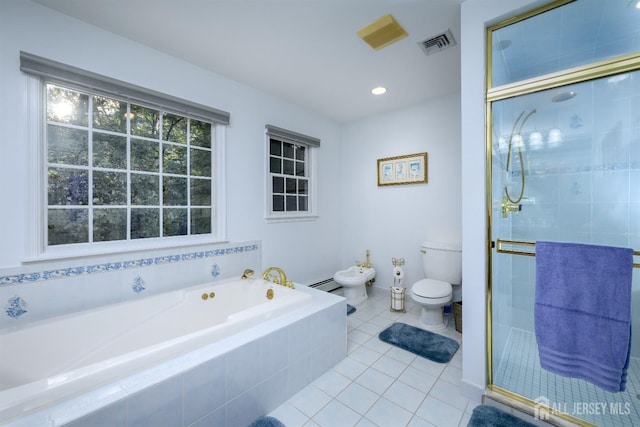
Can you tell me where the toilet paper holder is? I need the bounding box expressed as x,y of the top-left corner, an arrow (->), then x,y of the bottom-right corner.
390,286 -> 406,313
390,258 -> 406,312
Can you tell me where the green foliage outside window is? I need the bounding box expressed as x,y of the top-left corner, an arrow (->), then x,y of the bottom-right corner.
46,84 -> 214,246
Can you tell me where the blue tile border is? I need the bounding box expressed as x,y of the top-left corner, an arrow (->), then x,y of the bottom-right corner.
0,244 -> 258,287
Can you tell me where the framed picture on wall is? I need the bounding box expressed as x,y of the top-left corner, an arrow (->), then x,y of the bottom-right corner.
377,152 -> 428,186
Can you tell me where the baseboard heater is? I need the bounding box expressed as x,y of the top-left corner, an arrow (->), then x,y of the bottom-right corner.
309,278 -> 341,293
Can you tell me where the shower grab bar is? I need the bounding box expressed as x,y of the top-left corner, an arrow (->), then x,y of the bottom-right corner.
495,238 -> 640,268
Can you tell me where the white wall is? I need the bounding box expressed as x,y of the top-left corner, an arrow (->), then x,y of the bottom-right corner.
460,0 -> 548,401
340,95 -> 461,289
0,0 -> 342,279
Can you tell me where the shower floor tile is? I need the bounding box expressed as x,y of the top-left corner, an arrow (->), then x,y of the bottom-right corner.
495,328 -> 640,426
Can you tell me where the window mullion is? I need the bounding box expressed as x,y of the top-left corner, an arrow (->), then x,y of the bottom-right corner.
158,112 -> 164,238
126,102 -> 132,241
186,118 -> 191,235
88,95 -> 94,244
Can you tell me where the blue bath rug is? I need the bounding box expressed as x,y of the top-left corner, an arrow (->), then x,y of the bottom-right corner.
248,416 -> 285,427
378,322 -> 459,363
347,304 -> 356,315
467,405 -> 537,427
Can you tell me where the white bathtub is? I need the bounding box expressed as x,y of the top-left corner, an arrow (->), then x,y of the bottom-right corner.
0,276 -> 322,425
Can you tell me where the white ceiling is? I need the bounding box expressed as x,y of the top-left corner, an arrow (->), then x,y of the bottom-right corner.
31,0 -> 462,123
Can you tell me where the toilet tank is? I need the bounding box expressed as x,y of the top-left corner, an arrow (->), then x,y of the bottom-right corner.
421,241 -> 462,285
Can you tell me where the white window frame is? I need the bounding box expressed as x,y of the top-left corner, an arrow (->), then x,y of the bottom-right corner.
265,125 -> 319,222
21,52 -> 229,261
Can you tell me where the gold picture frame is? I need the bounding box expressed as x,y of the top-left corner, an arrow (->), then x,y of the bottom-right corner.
377,152 -> 428,186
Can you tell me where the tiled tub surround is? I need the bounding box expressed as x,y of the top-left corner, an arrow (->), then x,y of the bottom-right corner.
1,277 -> 309,421
0,279 -> 346,426
0,241 -> 261,329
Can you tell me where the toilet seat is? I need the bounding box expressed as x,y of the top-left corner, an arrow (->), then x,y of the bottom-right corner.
412,278 -> 452,299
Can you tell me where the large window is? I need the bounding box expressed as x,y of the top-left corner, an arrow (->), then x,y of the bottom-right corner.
21,52 -> 230,258
266,125 -> 319,219
46,84 -> 214,245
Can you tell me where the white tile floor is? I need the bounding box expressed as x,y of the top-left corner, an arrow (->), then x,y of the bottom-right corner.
268,287 -> 479,427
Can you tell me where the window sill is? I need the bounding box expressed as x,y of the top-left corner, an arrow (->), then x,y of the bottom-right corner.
265,214 -> 318,224
23,235 -> 228,264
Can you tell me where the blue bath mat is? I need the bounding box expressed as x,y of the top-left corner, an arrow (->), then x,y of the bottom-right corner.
347,304 -> 356,315
467,405 -> 537,427
378,322 -> 459,363
248,416 -> 285,427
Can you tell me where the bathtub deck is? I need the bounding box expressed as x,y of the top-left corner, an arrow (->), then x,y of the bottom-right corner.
0,283 -> 345,427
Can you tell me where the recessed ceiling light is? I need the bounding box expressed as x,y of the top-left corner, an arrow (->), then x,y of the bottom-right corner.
371,87 -> 387,95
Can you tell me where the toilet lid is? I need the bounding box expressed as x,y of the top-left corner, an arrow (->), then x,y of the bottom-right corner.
413,278 -> 452,298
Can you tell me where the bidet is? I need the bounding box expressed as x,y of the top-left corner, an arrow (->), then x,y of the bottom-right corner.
333,265 -> 376,305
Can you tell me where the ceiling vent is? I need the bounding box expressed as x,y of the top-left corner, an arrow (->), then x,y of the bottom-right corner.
418,29 -> 457,56
357,14 -> 408,50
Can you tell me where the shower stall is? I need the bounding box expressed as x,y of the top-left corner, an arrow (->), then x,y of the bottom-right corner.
487,1 -> 640,425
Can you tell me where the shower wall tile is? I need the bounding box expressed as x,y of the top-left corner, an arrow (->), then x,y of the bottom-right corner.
557,172 -> 591,204
632,171 -> 640,202
557,202 -> 592,234
592,202 -> 629,235
631,203 -> 640,238
593,170 -> 630,203
511,307 -> 533,331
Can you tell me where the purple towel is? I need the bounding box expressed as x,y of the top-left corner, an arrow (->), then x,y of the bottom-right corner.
535,241 -> 634,392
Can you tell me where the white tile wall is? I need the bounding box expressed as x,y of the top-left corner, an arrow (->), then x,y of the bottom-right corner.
0,241 -> 261,330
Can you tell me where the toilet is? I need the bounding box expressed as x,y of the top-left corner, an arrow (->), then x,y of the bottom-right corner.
410,241 -> 462,331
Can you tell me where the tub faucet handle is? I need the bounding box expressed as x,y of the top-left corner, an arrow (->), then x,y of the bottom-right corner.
241,269 -> 254,280
261,266 -> 295,289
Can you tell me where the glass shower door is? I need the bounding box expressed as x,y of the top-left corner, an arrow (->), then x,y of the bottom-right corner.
490,70 -> 640,426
